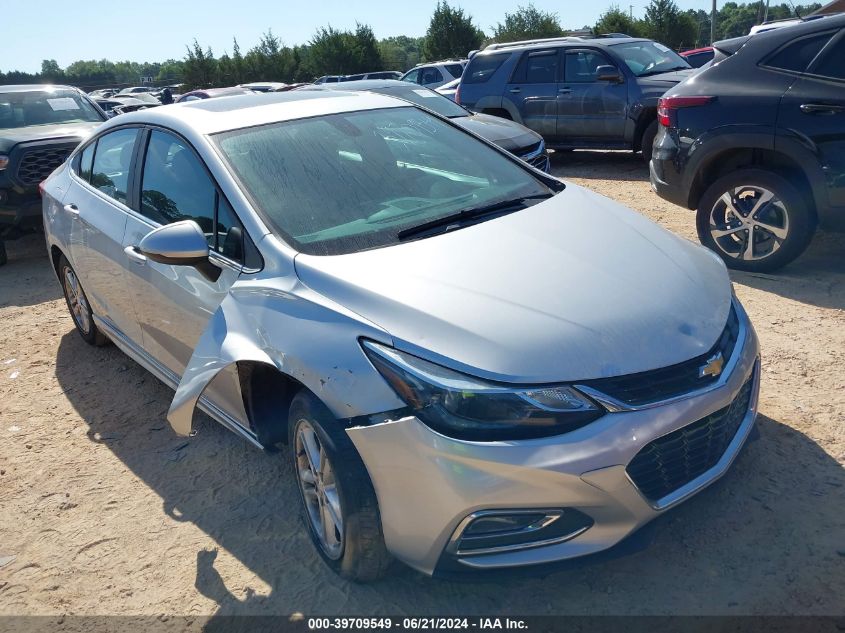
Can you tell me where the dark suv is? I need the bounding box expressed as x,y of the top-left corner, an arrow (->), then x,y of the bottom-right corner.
1,85 -> 105,265
458,36 -> 695,161
650,14 -> 845,272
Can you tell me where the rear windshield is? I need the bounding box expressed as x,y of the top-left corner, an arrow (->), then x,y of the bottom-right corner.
214,106 -> 549,256
610,41 -> 691,76
376,86 -> 468,118
0,89 -> 103,129
463,53 -> 510,83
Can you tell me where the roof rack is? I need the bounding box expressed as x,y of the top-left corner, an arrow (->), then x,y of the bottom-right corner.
483,36 -> 585,51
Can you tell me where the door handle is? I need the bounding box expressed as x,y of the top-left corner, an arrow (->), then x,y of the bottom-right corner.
800,103 -> 845,115
124,245 -> 147,266
509,87 -> 521,93
63,203 -> 80,217
558,88 -> 572,94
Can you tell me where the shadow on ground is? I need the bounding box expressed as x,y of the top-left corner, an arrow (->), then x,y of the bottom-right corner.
550,150 -> 649,182
0,235 -> 61,308
53,331 -> 845,617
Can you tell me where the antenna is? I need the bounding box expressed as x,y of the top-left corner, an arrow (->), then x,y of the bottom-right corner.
787,0 -> 804,20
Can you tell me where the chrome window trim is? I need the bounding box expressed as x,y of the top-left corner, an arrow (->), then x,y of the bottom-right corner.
575,298 -> 748,413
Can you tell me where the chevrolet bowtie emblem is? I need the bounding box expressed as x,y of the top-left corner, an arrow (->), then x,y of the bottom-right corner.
699,352 -> 725,378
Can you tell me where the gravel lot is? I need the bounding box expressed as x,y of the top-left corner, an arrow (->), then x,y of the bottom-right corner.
1,151 -> 843,620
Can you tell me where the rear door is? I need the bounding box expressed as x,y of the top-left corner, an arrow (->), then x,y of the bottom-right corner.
777,30 -> 845,208
558,48 -> 628,143
64,127 -> 144,344
503,48 -> 562,141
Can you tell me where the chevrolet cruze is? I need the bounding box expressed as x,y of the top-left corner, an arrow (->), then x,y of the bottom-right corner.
41,91 -> 760,581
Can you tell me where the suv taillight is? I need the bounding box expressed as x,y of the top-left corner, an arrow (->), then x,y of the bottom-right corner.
657,96 -> 715,127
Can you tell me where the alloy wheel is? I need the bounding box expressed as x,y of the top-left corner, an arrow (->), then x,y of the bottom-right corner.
708,185 -> 790,262
63,267 -> 91,335
295,419 -> 344,560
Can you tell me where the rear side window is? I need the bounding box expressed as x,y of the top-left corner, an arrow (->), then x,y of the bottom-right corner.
445,63 -> 465,78
810,36 -> 845,80
512,50 -> 560,83
763,32 -> 834,73
76,142 -> 96,183
420,67 -> 444,84
90,128 -> 138,205
463,53 -> 509,83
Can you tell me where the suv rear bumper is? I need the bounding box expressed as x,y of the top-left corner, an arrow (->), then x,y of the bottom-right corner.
649,157 -> 689,208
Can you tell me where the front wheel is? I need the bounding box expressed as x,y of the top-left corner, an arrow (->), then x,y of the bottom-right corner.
640,120 -> 658,163
289,391 -> 393,582
696,169 -> 816,272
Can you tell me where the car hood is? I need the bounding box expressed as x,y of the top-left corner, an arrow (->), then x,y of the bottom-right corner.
451,113 -> 542,153
294,183 -> 731,383
0,122 -> 101,152
638,68 -> 697,85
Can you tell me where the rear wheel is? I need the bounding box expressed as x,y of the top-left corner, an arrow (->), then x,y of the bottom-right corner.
696,169 -> 816,272
289,391 -> 393,582
59,256 -> 108,346
640,120 -> 658,163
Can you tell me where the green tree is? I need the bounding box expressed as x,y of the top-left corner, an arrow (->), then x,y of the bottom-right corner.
40,59 -> 64,82
183,40 -> 217,89
594,5 -> 643,37
491,4 -> 565,42
424,1 -> 485,60
641,0 -> 698,49
378,36 -> 425,70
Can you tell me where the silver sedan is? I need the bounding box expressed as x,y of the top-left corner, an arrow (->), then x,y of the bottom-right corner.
41,91 -> 760,581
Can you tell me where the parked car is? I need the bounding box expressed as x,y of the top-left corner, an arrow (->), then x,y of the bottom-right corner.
117,86 -> 154,96
238,82 -> 288,92
175,87 -> 254,103
42,90 -> 759,580
0,85 -> 106,265
436,78 -> 460,101
313,75 -> 345,84
748,13 -> 830,34
304,79 -> 550,171
96,97 -> 159,117
458,36 -> 695,161
650,14 -> 845,271
401,60 -> 466,88
88,89 -> 118,99
680,46 -> 715,67
341,71 -> 403,81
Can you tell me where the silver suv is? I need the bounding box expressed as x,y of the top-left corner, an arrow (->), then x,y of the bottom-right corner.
42,91 -> 759,581
401,60 -> 466,88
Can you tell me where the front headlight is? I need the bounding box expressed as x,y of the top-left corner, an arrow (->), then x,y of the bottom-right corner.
362,340 -> 604,441
0,155 -> 9,170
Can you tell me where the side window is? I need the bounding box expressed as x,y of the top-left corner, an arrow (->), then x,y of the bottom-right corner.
90,128 -> 137,204
565,50 -> 614,82
402,69 -> 420,83
140,130 -> 216,231
140,130 -> 247,262
763,32 -> 834,73
76,142 -> 96,183
421,67 -> 443,85
445,63 -> 465,78
513,51 -> 560,83
810,36 -> 845,80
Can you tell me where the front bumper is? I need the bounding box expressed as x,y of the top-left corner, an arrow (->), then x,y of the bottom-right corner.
0,189 -> 42,236
347,307 -> 760,576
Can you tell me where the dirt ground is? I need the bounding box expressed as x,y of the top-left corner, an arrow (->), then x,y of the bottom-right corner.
0,151 -> 843,620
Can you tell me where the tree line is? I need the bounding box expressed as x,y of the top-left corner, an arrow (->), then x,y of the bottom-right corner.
0,0 -> 824,91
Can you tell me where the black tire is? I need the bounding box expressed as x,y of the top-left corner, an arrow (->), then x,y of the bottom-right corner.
0,240 -> 6,266
288,390 -> 394,582
58,256 -> 109,346
640,120 -> 658,163
696,169 -> 816,272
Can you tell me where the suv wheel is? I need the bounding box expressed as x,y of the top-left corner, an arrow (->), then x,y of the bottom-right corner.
640,120 -> 658,163
696,169 -> 815,272
289,391 -> 393,582
59,256 -> 109,346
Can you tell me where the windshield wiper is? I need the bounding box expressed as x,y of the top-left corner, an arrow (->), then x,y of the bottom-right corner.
639,66 -> 690,77
397,193 -> 552,241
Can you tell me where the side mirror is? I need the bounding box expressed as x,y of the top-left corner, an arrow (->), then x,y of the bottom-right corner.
595,65 -> 623,83
139,220 -> 209,266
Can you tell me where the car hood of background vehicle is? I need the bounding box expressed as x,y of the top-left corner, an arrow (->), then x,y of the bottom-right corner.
0,122 -> 101,152
294,184 -> 731,383
452,113 -> 541,153
639,68 -> 697,85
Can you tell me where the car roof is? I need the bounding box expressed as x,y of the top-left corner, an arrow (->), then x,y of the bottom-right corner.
479,36 -> 651,56
104,90 -> 410,135
0,84 -> 83,93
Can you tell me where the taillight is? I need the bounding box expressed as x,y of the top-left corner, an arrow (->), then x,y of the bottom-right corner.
455,83 -> 461,105
657,95 -> 715,127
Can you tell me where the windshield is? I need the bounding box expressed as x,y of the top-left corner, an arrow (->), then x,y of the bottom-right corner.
215,107 -> 551,256
611,41 -> 691,76
376,86 -> 467,118
0,89 -> 103,129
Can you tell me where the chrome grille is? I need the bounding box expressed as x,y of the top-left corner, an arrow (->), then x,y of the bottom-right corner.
626,374 -> 754,503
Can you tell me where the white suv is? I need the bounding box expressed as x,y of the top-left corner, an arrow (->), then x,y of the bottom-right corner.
400,60 -> 466,88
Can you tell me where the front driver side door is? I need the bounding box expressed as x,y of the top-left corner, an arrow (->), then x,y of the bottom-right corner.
558,49 -> 628,143
120,128 -> 249,381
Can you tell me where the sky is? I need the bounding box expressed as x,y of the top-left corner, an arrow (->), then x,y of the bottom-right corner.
3,0 -> 720,73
